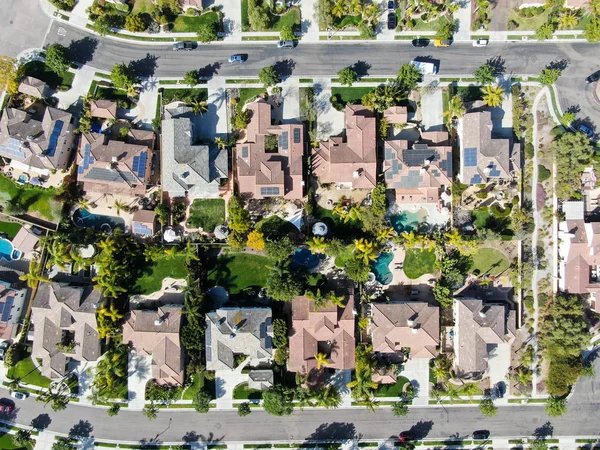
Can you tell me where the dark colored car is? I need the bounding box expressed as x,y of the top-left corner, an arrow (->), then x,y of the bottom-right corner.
398,431 -> 413,442
387,12 -> 396,30
172,41 -> 195,51
579,124 -> 594,137
0,341 -> 9,361
0,399 -> 13,414
412,38 -> 430,47
472,430 -> 490,440
586,71 -> 600,83
388,0 -> 395,10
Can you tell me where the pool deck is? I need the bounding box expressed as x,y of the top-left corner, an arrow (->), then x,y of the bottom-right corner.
388,203 -> 450,228
385,246 -> 438,297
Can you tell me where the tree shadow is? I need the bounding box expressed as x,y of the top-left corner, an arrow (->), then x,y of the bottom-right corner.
69,420 -> 94,439
273,59 -> 296,80
352,60 -> 372,78
182,431 -> 201,442
486,55 -> 505,76
533,421 -> 554,439
31,413 -> 52,431
206,253 -> 236,291
567,104 -> 581,114
547,59 -> 569,71
129,53 -> 159,78
68,37 -> 99,65
408,420 -> 434,440
306,422 -> 357,441
198,62 -> 222,79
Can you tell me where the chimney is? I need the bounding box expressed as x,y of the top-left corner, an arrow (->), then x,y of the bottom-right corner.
353,170 -> 361,179
228,333 -> 236,340
420,167 -> 426,174
479,309 -> 486,318
411,327 -> 418,334
423,158 -> 430,166
407,319 -> 414,327
484,167 -> 491,175
111,156 -> 118,163
154,317 -> 164,326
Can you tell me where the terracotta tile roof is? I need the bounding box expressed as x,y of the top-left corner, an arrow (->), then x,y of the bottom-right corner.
236,100 -> 304,199
288,281 -> 356,373
123,305 -> 184,385
312,105 -> 377,189
383,106 -> 408,125
371,301 -> 439,360
561,220 -> 600,298
90,100 -> 117,120
11,227 -> 39,254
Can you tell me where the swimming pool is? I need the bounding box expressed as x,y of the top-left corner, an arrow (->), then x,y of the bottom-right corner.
0,238 -> 21,261
371,251 -> 393,285
291,248 -> 321,271
72,208 -> 125,233
389,209 -> 428,234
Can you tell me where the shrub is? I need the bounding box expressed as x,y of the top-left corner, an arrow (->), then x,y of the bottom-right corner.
238,402 -> 251,416
507,19 -> 518,30
490,203 -> 512,218
3,344 -> 17,368
235,110 -> 251,130
330,94 -> 344,111
538,164 -> 551,182
476,191 -> 488,199
524,142 -> 534,159
193,390 -> 212,413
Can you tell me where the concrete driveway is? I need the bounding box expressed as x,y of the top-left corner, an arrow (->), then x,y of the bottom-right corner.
420,87 -> 444,131
127,351 -> 152,409
0,0 -> 52,57
401,357 -> 431,406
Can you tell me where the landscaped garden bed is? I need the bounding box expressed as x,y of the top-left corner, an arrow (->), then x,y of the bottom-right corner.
172,11 -> 220,33
161,87 -> 208,105
20,60 -> 74,90
373,376 -> 410,397
95,87 -> 135,109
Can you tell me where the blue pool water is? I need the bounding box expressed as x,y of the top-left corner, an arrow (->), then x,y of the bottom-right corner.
371,252 -> 394,285
389,209 -> 428,233
291,248 -> 321,271
72,208 -> 125,233
0,238 -> 20,261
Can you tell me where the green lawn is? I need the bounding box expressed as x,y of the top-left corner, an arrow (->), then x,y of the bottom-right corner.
95,87 -> 134,109
0,221 -> 22,239
132,0 -> 153,13
331,86 -> 375,105
0,175 -> 61,222
161,87 -> 208,105
403,249 -> 436,279
0,432 -> 34,450
181,372 -> 205,400
507,8 -> 551,31
236,88 -> 266,114
186,199 -> 226,231
233,382 -> 263,400
334,14 -> 361,29
270,7 -> 301,31
411,15 -> 449,31
134,255 -> 188,295
207,252 -> 273,295
469,247 -> 509,277
7,356 -> 51,388
172,12 -> 220,33
21,60 -> 74,90
255,215 -> 299,240
454,85 -> 483,103
334,245 -> 354,268
374,376 -> 410,397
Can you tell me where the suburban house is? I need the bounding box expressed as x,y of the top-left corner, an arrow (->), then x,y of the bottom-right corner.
205,307 -> 273,371
288,282 -> 356,374
0,268 -> 28,340
10,226 -> 40,260
0,106 -> 74,175
31,282 -> 101,379
312,105 -> 377,190
132,210 -> 157,238
161,106 -> 228,200
459,109 -> 515,185
558,202 -> 600,311
236,100 -> 305,199
123,305 -> 185,385
90,99 -> 118,120
453,297 -> 516,379
18,77 -> 50,99
383,133 -> 452,205
76,130 -> 155,197
179,0 -> 203,11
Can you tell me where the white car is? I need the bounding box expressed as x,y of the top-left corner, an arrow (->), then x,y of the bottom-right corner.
473,39 -> 488,47
10,390 -> 28,400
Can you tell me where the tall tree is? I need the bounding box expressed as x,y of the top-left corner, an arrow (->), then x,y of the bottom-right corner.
473,63 -> 496,85
551,132 -> 594,200
397,63 -> 422,91
480,84 -> 504,107
0,57 -> 19,95
337,66 -> 359,86
110,62 -> 138,90
45,43 -> 71,75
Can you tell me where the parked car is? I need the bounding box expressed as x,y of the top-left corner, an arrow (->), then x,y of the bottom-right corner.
172,41 -> 195,51
472,430 -> 490,440
277,40 -> 295,48
411,38 -> 430,47
0,399 -> 13,414
10,390 -> 28,401
228,54 -> 245,64
388,0 -> 395,10
434,39 -> 452,47
579,124 -> 594,137
387,12 -> 396,30
586,71 -> 600,83
410,290 -> 420,295
398,431 -> 413,442
0,341 -> 9,361
473,39 -> 488,47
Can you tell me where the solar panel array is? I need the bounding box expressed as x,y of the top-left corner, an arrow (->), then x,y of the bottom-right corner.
260,186 -> 280,196
431,169 -> 440,177
205,322 -> 212,362
402,148 -> 436,167
0,138 -> 26,159
133,221 -> 153,236
78,144 -> 95,175
132,151 -> 148,179
392,170 -> 422,189
0,295 -> 13,322
464,147 -> 478,167
293,128 -> 301,144
384,147 -> 394,161
279,132 -> 288,151
241,146 -> 249,158
439,153 -> 452,175
488,162 -> 501,177
45,120 -> 64,157
470,174 -> 483,184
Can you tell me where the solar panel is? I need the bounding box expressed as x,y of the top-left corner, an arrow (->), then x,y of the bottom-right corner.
241,146 -> 248,158
139,152 -> 147,178
402,148 -> 437,167
470,174 -> 483,184
132,156 -> 139,174
260,186 -> 280,196
0,139 -> 26,160
393,170 -> 423,189
464,147 -> 478,167
133,221 -> 152,236
293,128 -> 301,144
385,147 -> 394,160
1,294 -> 13,322
80,144 -> 94,172
439,152 -> 452,175
279,132 -> 288,151
488,162 -> 501,177
45,120 -> 64,157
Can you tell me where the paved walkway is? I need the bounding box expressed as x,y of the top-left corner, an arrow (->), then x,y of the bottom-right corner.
214,363 -> 250,410
53,65 -> 95,110
34,430 -> 57,450
127,351 -> 152,409
300,0 -> 320,42
73,360 -> 98,406
135,77 -> 160,130
68,0 -> 94,29
453,0 -> 472,42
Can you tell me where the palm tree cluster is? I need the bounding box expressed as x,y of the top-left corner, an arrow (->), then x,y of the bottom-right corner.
400,230 -> 435,252
96,301 -> 125,340
295,385 -> 342,409
444,229 -> 479,256
89,343 -> 129,403
331,0 -> 379,27
353,238 -> 380,265
19,259 -> 50,289
333,203 -> 362,223
443,95 -> 466,129
347,344 -> 379,411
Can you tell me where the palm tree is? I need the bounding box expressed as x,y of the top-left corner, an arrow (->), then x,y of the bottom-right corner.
76,197 -> 93,210
305,288 -> 329,309
480,85 -> 504,108
345,205 -> 362,223
360,396 -> 379,412
361,3 -> 379,26
183,301 -> 203,325
188,97 -> 209,115
325,291 -> 345,308
20,260 -> 51,288
183,241 -> 199,261
376,227 -> 395,242
69,249 -> 91,273
332,0 -> 345,18
353,238 -> 379,264
144,246 -> 162,262
113,200 -> 128,216
443,95 -> 466,127
445,384 -> 461,400
307,236 -> 328,254
357,317 -> 369,330
558,9 -> 579,30
215,137 -> 227,150
459,382 -> 480,399
101,302 -> 124,322
126,85 -> 138,97
348,0 -> 362,15
314,387 -> 341,408
314,352 -> 331,370
7,377 -> 21,391
46,238 -> 72,270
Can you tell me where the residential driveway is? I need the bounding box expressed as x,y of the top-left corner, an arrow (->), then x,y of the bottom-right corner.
314,78 -> 345,140
489,0 -> 518,32
0,0 -> 52,57
127,351 -> 153,409
202,78 -> 229,139
487,343 -> 511,403
329,369 -> 352,407
72,360 -> 98,405
281,79 -> 300,124
420,87 -> 444,131
53,65 -> 95,111
401,357 -> 431,406
300,0 -> 320,41
215,0 -> 242,41
214,369 -> 249,410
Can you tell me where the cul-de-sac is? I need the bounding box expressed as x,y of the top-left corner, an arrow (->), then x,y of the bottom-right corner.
0,0 -> 598,448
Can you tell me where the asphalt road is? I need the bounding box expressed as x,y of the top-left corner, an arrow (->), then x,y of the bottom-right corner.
2,358 -> 600,444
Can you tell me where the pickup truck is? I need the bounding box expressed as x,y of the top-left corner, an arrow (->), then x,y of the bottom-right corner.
410,60 -> 437,75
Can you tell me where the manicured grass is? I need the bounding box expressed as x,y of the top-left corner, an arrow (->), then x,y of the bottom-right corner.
472,208 -> 491,228
334,245 -> 354,268
181,373 -> 205,400
0,175 -> 61,222
207,252 -> 273,295
331,86 -> 374,105
172,12 -> 220,33
469,247 -> 509,277
132,0 -> 153,13
255,215 -> 299,240
134,255 -> 188,295
161,87 -> 208,106
186,198 -> 226,231
374,376 -> 410,397
0,433 -> 34,450
241,36 -> 279,41
0,221 -> 22,239
236,88 -> 266,114
226,79 -> 262,84
507,8 -> 551,31
241,0 -> 249,29
95,87 -> 134,109
334,14 -> 361,29
403,249 -> 436,279
411,15 -> 448,31
7,356 -> 51,388
454,85 -> 483,103
20,60 -> 74,89
271,7 -> 301,30
233,382 -> 263,400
